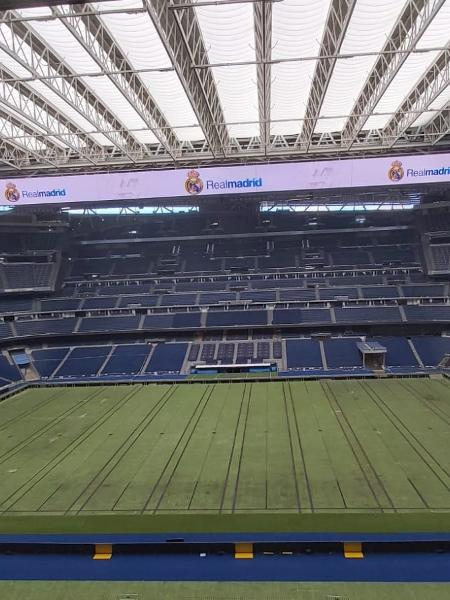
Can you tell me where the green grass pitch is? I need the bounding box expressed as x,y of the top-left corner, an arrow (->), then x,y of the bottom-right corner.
1,581 -> 450,600
1,377 -> 450,533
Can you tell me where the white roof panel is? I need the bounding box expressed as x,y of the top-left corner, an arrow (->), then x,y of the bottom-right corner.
0,0 -> 450,170
196,3 -> 259,137
271,0 -> 330,135
366,0 -> 450,130
316,0 -> 406,133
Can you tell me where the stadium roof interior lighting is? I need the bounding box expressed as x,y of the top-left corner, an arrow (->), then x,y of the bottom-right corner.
260,202 -> 416,212
0,0 -> 449,175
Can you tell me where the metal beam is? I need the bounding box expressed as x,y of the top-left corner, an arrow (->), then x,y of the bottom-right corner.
0,137 -> 33,169
52,3 -> 182,160
1,0 -> 111,9
253,0 -> 272,153
144,0 -> 230,156
0,65 -> 105,166
297,0 -> 356,151
0,106 -> 65,167
421,101 -> 450,144
342,0 -> 445,148
0,10 -> 148,161
383,46 -> 450,147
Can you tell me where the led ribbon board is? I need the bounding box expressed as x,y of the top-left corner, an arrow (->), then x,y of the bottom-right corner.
1,153 -> 450,207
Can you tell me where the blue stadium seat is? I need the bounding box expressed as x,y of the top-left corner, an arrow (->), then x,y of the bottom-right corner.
206,310 -> 267,327
335,306 -> 401,323
279,289 -> 316,301
411,336 -> 450,366
0,356 -> 22,381
118,295 -> 158,308
40,298 -> 81,312
199,292 -> 236,304
78,315 -> 141,332
0,322 -> 12,339
82,297 -> 118,309
273,308 -> 331,325
404,305 -> 450,322
143,314 -> 174,329
144,343 -> 188,373
256,341 -> 271,359
15,318 -> 77,337
370,337 -> 418,367
318,287 -> 358,300
240,290 -> 276,302
286,339 -> 323,369
173,312 -> 202,328
0,298 -> 34,313
31,346 -> 70,378
361,286 -> 399,299
323,338 -> 363,368
160,293 -> 197,306
101,344 -> 150,376
402,285 -> 446,297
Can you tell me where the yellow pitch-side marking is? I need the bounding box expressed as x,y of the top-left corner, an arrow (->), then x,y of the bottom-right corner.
235,542 -> 253,559
344,542 -> 363,559
93,543 -> 112,560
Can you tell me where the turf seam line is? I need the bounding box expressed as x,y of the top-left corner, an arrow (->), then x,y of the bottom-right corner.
0,386 -> 68,433
186,382 -> 232,511
231,382 -> 252,513
151,383 -> 217,512
323,380 -> 394,511
1,385 -> 137,513
287,381 -> 314,512
281,381 -> 301,512
74,384 -> 177,514
109,384 -> 182,512
364,380 -> 450,494
218,383 -> 247,514
141,384 -> 214,513
0,386 -> 110,513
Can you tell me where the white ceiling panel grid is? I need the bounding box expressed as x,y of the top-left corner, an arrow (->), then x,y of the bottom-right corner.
0,0 -> 448,172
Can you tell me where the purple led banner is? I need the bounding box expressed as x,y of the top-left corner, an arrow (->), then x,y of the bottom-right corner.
1,152 -> 449,207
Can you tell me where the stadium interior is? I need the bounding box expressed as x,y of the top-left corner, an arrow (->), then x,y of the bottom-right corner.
1,0 -> 450,597
0,202 -> 449,384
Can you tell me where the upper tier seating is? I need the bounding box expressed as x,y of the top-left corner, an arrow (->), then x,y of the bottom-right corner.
78,315 -> 141,332
1,263 -> 54,290
0,322 -> 13,339
273,308 -> 331,325
15,318 -> 77,337
401,284 -> 446,297
430,246 -> 450,271
334,306 -> 402,323
403,305 -> 450,322
40,298 -> 81,312
361,286 -> 399,299
0,298 -> 34,313
206,310 -> 267,327
118,295 -> 158,308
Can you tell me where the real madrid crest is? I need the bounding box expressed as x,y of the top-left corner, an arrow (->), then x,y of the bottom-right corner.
388,160 -> 404,182
184,170 -> 203,195
4,182 -> 20,203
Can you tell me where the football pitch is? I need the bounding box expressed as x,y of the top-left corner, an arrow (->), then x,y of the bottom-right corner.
1,377 -> 450,529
